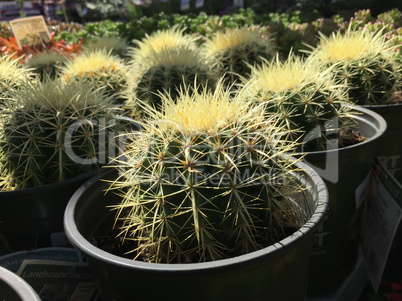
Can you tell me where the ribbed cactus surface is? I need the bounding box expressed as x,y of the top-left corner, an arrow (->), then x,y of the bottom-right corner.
203,27 -> 276,85
313,26 -> 401,105
111,82 -> 307,263
61,50 -> 130,105
247,54 -> 352,151
0,79 -> 118,189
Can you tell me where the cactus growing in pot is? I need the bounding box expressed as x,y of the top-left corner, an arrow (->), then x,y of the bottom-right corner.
108,80 -> 310,263
202,27 -> 276,85
311,25 -> 401,105
0,78 -> 119,190
246,53 -> 358,152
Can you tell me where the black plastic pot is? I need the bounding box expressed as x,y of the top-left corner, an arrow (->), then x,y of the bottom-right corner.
0,169 -> 101,255
0,266 -> 40,301
302,105 -> 387,296
64,161 -> 328,301
364,103 -> 402,182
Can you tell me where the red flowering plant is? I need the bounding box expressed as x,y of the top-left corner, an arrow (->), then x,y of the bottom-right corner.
0,32 -> 83,63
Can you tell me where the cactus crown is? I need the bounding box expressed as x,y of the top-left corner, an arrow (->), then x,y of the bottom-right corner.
247,53 -> 353,151
0,55 -> 34,100
131,45 -> 216,114
313,25 -> 401,105
61,49 -> 130,105
82,36 -> 128,59
203,27 -> 276,84
27,52 -> 67,81
130,25 -> 197,63
110,81 -> 307,263
0,78 -> 118,189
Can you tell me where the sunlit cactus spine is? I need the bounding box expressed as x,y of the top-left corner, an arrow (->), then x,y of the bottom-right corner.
110,81 -> 307,263
0,55 -> 34,102
61,49 -> 131,106
246,53 -> 355,151
26,52 -> 67,81
130,45 -> 217,115
202,27 -> 276,85
129,25 -> 198,63
0,78 -> 119,189
311,25 -> 401,105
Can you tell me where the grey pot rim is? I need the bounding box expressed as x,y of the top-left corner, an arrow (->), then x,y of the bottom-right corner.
0,168 -> 102,197
299,103 -> 387,156
64,160 -> 328,273
0,266 -> 40,300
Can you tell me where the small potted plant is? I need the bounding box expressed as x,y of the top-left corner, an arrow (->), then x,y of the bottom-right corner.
64,80 -> 329,300
0,77 -> 122,254
245,53 -> 387,296
311,25 -> 402,181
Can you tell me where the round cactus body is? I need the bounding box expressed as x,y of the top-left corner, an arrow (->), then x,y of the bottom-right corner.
27,52 -> 67,81
247,54 -> 352,151
132,46 -> 216,115
0,78 -> 119,189
61,50 -> 130,106
0,55 -> 34,103
111,81 -> 306,263
313,26 -> 401,105
203,27 -> 276,85
129,25 -> 198,67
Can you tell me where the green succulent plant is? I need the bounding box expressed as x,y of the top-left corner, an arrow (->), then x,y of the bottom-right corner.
202,27 -> 276,85
246,53 -> 356,151
311,25 -> 401,105
0,55 -> 34,103
26,52 -> 67,81
81,36 -> 129,60
60,49 -> 131,106
130,45 -> 216,116
109,81 -> 308,263
0,78 -> 120,190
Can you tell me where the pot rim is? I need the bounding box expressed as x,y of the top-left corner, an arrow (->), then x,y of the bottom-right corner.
0,266 -> 40,300
299,103 -> 387,156
0,168 -> 102,196
64,160 -> 328,272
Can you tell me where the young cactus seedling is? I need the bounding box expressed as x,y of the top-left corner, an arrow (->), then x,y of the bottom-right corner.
61,49 -> 131,106
312,25 -> 401,105
0,78 -> 120,189
109,80 -> 308,263
203,27 -> 276,85
247,53 -> 357,151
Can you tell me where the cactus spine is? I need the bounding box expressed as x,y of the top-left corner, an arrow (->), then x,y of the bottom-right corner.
312,26 -> 401,105
26,52 -> 67,81
247,53 -> 353,151
203,27 -> 276,85
61,49 -> 130,105
110,81 -> 307,263
0,78 -> 118,189
0,55 -> 34,102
